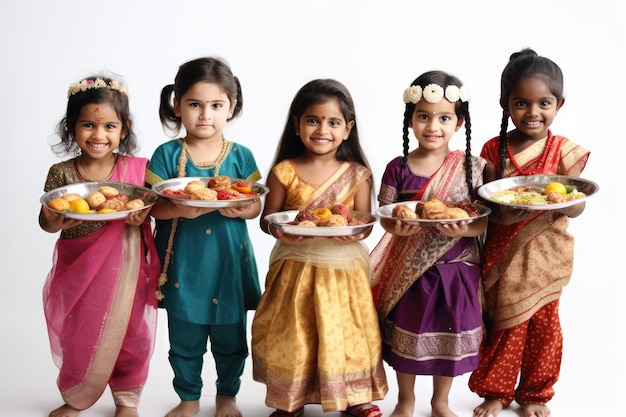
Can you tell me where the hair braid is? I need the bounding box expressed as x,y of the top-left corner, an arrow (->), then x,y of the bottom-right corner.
498,110 -> 509,179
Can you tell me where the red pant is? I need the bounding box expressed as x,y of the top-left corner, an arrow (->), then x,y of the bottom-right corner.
468,300 -> 562,407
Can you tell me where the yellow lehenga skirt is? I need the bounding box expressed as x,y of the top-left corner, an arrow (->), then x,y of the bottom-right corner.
252,239 -> 388,412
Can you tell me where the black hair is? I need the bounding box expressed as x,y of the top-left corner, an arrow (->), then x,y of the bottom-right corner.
270,78 -> 371,170
402,70 -> 474,197
53,75 -> 137,156
497,48 -> 564,178
159,56 -> 242,136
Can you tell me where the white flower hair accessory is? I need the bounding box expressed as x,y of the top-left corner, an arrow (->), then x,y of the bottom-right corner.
403,86 -> 422,104
403,83 -> 469,104
67,77 -> 130,99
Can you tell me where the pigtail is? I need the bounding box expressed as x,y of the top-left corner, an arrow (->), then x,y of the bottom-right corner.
230,76 -> 243,120
159,84 -> 180,135
498,110 -> 509,179
401,105 -> 412,166
461,101 -> 475,199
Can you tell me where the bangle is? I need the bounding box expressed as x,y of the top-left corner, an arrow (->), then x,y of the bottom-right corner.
266,222 -> 273,236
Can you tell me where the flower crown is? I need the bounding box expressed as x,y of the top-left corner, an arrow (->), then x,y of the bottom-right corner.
403,83 -> 469,105
67,77 -> 130,99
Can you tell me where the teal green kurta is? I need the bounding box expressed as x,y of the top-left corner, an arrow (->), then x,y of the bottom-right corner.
146,139 -> 262,325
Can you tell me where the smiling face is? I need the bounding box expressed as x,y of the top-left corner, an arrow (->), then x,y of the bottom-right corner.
505,76 -> 564,142
74,102 -> 125,159
294,98 -> 354,158
409,99 -> 462,152
174,81 -> 235,142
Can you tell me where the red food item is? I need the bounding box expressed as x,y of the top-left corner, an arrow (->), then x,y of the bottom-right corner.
163,189 -> 191,199
331,204 -> 351,222
231,180 -> 254,194
217,190 -> 233,200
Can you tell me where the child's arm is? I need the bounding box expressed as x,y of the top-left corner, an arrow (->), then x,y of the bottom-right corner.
218,199 -> 262,219
149,198 -> 216,220
39,205 -> 82,233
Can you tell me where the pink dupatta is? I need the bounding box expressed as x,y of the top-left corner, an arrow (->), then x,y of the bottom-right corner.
43,156 -> 160,409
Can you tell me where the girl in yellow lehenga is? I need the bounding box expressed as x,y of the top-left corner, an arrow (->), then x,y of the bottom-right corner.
252,79 -> 388,417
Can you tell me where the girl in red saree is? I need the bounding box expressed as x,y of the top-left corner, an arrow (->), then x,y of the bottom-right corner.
468,49 -> 590,417
252,79 -> 387,417
39,76 -> 160,417
370,71 -> 487,417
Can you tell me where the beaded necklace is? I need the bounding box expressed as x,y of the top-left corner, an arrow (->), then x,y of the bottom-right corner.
155,138 -> 229,301
506,130 -> 553,176
182,138 -> 229,168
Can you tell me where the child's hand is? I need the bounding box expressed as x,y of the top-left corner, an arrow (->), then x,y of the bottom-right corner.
269,225 -> 314,244
326,233 -> 367,243
40,205 -> 82,232
436,221 -> 469,237
126,206 -> 152,226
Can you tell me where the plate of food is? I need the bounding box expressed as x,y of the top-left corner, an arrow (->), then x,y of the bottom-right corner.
152,176 -> 269,208
478,175 -> 599,210
265,205 -> 378,237
376,198 -> 490,227
40,182 -> 159,221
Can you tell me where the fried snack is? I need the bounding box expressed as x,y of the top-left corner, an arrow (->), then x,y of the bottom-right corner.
191,188 -> 218,200
421,198 -> 449,220
125,199 -> 146,210
207,176 -> 231,191
87,191 -> 106,209
100,195 -> 128,211
446,207 -> 470,219
331,204 -> 352,222
61,193 -> 82,202
297,220 -> 318,227
392,203 -> 418,220
295,209 -> 318,223
48,197 -> 71,211
184,180 -> 206,194
321,214 -> 348,227
456,200 -> 480,217
98,185 -> 120,197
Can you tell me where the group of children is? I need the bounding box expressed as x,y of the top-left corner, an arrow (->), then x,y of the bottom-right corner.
38,48 -> 590,417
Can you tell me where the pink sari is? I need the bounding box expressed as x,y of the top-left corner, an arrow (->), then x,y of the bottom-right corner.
43,155 -> 160,409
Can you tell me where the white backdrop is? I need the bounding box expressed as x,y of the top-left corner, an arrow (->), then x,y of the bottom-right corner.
1,1 -> 623,416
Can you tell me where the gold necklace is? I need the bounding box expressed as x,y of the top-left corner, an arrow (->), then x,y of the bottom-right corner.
76,154 -> 117,181
182,138 -> 230,169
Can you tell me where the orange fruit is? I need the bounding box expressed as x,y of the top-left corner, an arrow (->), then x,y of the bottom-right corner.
98,208 -> 118,213
69,198 -> 90,214
545,182 -> 567,196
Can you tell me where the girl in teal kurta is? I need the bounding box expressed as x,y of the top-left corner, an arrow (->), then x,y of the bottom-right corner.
146,57 -> 262,417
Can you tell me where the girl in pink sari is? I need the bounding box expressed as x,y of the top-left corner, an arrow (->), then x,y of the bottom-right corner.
39,75 -> 160,417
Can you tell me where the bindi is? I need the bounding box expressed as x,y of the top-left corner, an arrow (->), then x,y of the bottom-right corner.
94,107 -> 102,124
321,115 -> 326,120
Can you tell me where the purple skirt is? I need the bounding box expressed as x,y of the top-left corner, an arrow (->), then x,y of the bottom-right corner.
382,238 -> 483,377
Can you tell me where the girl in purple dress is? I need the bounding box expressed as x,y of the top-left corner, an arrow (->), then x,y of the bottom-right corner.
370,70 -> 487,417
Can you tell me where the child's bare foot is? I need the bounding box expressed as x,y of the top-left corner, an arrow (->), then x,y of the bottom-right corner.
473,399 -> 503,417
389,398 -> 414,417
115,406 -> 139,417
431,399 -> 458,417
522,403 -> 550,417
215,395 -> 241,417
49,404 -> 80,417
165,400 -> 200,417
